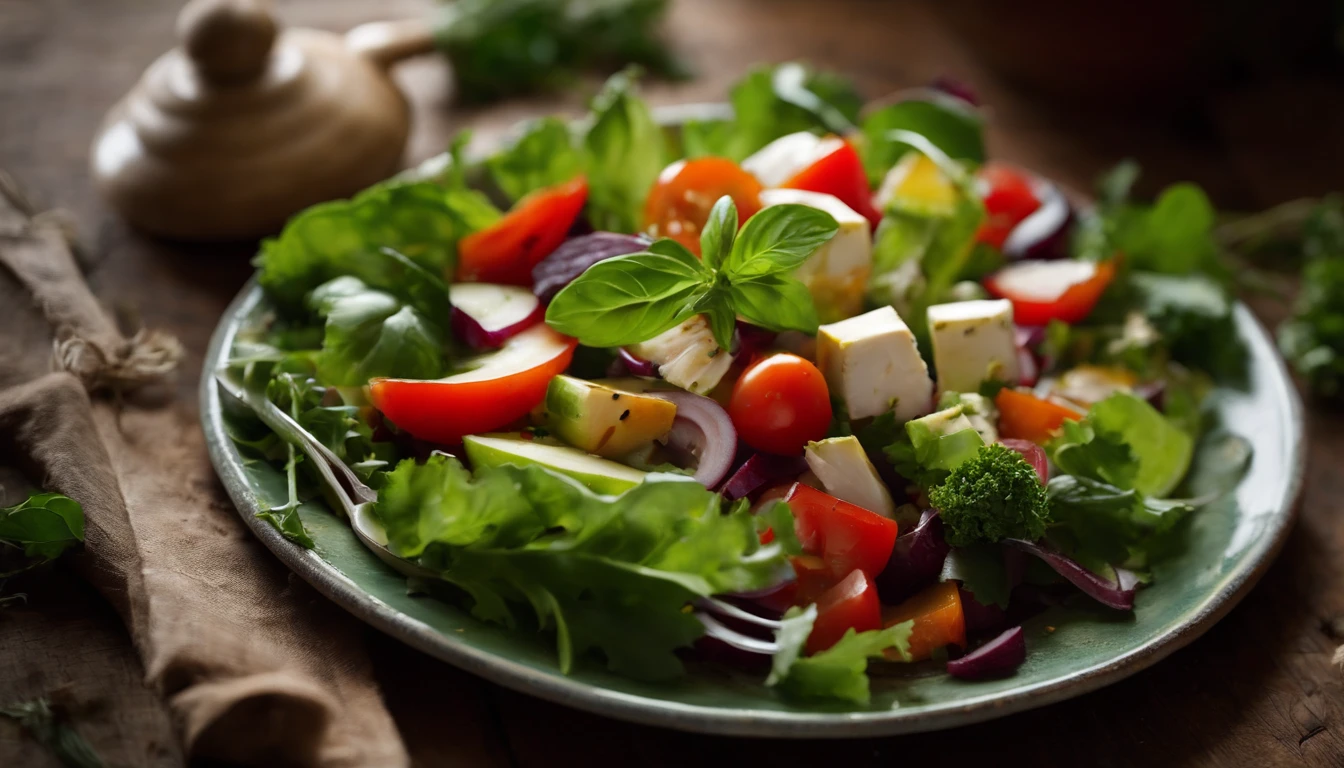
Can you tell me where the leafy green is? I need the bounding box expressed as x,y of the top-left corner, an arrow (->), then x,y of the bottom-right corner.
487,117 -> 584,202
308,277 -> 447,386
256,179 -> 500,310
374,454 -> 793,679
1,697 -> 105,768
583,68 -> 670,233
1050,392 -> 1193,497
1046,475 -> 1192,569
883,409 -> 984,489
941,544 -> 1010,608
928,444 -> 1050,547
0,492 -> 85,569
545,198 -> 836,349
1112,183 -> 1219,275
767,609 -> 913,705
432,0 -> 684,104
859,93 -> 985,185
681,63 -> 863,161
1126,272 -> 1245,380
1279,198 -> 1344,397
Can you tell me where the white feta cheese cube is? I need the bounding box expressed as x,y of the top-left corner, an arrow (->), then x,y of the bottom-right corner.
817,305 -> 934,422
742,132 -> 841,187
927,299 -> 1019,394
759,188 -> 872,323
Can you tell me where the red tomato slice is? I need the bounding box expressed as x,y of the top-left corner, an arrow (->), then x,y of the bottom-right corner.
643,158 -> 763,254
881,581 -> 966,661
456,177 -> 588,285
983,259 -> 1116,326
369,324 -> 577,444
808,569 -> 882,654
781,138 -> 882,228
975,163 -> 1041,249
785,483 -> 899,582
728,354 -> 832,455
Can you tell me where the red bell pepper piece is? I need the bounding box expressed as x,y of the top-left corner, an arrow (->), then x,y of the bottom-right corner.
782,139 -> 882,228
974,163 -> 1041,249
786,483 -> 899,582
983,259 -> 1117,326
808,568 -> 883,654
456,176 -> 588,285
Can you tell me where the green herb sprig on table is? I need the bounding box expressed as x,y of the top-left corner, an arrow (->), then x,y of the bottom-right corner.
0,492 -> 85,578
545,195 -> 839,349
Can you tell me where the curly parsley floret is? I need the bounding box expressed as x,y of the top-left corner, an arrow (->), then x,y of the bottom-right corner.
928,444 -> 1049,547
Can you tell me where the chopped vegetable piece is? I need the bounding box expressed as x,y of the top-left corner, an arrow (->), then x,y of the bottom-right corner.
786,483 -> 900,583
456,177 -> 589,285
729,354 -> 833,455
881,581 -> 966,661
808,569 -> 883,654
781,139 -> 882,227
983,259 -> 1116,326
974,163 -> 1041,249
994,388 -> 1083,444
946,626 -> 1026,679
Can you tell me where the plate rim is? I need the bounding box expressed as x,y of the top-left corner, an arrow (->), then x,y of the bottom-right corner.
200,111 -> 1306,738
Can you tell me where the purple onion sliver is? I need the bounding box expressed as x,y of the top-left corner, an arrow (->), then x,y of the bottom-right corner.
946,626 -> 1026,679
734,321 -> 777,358
646,390 -> 737,488
877,509 -> 951,604
1134,380 -> 1166,411
617,347 -> 660,378
532,232 -> 651,301
1015,324 -> 1047,351
1002,177 -> 1073,262
1004,539 -> 1136,611
930,75 -> 980,107
719,453 -> 809,501
958,586 -> 1008,635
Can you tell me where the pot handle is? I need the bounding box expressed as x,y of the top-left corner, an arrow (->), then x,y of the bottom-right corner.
346,17 -> 437,69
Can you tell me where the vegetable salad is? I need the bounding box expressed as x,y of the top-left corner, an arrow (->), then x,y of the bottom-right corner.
228,65 -> 1250,706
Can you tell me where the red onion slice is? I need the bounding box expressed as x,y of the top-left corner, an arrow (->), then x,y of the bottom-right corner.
647,390 -> 738,488
958,586 -> 1008,635
946,626 -> 1026,679
618,347 -> 660,378
532,232 -> 651,301
876,509 -> 950,604
1004,539 -> 1136,611
719,453 -> 808,501
1003,177 -> 1073,261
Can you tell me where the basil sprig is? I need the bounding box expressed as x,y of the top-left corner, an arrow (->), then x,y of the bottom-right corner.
545,196 -> 839,349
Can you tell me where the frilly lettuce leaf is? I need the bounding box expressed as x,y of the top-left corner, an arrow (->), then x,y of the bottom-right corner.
307,277 -> 447,386
767,608 -> 913,705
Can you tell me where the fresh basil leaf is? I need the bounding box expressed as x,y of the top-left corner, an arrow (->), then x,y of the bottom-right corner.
257,179 -> 500,310
545,251 -> 711,347
728,273 -> 819,335
487,117 -> 584,202
697,289 -> 738,352
0,492 -> 85,562
309,277 -> 446,386
859,94 -> 985,185
699,195 -> 738,271
583,68 -> 669,233
723,204 -> 839,278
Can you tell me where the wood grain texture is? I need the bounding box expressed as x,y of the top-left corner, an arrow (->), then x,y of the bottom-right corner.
1,0 -> 1341,765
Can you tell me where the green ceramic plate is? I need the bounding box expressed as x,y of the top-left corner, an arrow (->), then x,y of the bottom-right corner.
201,107 -> 1305,737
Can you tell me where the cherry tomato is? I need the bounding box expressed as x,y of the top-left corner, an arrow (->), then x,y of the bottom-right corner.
643,158 -> 763,254
808,569 -> 882,654
881,581 -> 966,662
786,483 -> 899,581
781,139 -> 882,228
994,388 -> 1084,444
975,163 -> 1040,249
983,259 -> 1117,326
728,354 -> 832,455
456,177 -> 588,285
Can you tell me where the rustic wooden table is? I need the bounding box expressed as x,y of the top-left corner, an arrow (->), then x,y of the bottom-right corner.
2,1 -> 1343,765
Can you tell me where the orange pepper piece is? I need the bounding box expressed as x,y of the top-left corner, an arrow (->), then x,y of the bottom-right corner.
882,581 -> 966,661
995,388 -> 1084,444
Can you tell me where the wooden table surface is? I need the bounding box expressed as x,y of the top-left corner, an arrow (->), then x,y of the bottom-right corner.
2,1 -> 1343,765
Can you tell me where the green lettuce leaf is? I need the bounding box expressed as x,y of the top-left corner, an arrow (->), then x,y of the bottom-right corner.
767,609 -> 913,705
859,93 -> 985,185
1046,475 -> 1192,570
1048,392 -> 1193,498
308,277 -> 448,386
257,179 -> 499,310
940,544 -> 1010,608
487,117 -> 584,202
583,68 -> 669,233
681,63 -> 862,161
373,454 -> 793,680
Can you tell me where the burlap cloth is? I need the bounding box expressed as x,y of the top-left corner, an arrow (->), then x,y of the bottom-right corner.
0,176 -> 410,767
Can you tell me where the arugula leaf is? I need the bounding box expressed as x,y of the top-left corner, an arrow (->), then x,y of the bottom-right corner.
1046,475 -> 1192,568
722,204 -> 840,278
544,249 -> 710,347
374,454 -> 793,679
859,93 -> 985,185
308,277 -> 447,386
583,68 -> 669,233
432,0 -> 684,104
768,612 -> 913,705
0,492 -> 85,566
681,63 -> 862,161
257,179 -> 499,310
487,117 -> 584,202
